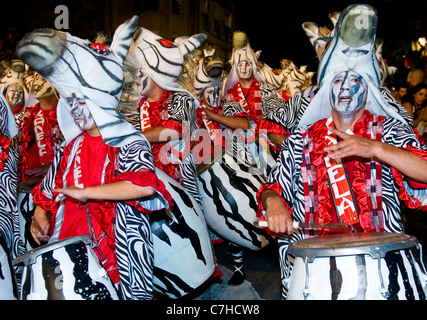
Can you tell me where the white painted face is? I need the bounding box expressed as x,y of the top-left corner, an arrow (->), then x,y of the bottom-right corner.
33,73 -> 55,98
5,83 -> 24,107
68,97 -> 95,131
137,67 -> 155,98
203,85 -> 222,108
330,70 -> 368,116
236,60 -> 253,80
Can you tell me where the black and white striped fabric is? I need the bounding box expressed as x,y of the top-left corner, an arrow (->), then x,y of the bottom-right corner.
0,93 -> 25,262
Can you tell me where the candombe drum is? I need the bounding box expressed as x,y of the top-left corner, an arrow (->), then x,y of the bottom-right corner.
197,149 -> 273,250
151,169 -> 215,299
286,232 -> 427,300
12,234 -> 120,300
17,177 -> 41,251
0,233 -> 18,300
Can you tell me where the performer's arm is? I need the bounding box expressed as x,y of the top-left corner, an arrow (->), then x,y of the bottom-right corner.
53,181 -> 156,203
30,206 -> 50,245
203,107 -> 250,131
142,126 -> 181,142
324,127 -> 427,183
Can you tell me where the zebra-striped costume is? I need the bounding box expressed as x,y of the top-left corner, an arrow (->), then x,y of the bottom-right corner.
259,113 -> 427,299
223,80 -> 283,175
0,93 -> 25,262
16,15 -> 174,300
32,134 -> 171,299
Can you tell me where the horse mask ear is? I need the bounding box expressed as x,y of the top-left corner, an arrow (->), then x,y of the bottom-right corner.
177,33 -> 208,57
110,15 -> 139,64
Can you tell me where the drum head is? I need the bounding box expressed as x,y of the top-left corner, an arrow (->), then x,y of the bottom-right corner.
13,234 -> 92,266
288,232 -> 419,262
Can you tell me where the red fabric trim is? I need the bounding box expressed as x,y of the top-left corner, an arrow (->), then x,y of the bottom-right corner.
0,135 -> 11,171
114,170 -> 173,213
306,111 -> 388,231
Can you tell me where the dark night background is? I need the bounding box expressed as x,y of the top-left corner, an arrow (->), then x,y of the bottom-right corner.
1,0 -> 426,82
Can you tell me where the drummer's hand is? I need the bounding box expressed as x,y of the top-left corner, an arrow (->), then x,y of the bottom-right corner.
323,127 -> 381,160
261,189 -> 294,235
53,186 -> 88,203
30,206 -> 50,245
202,105 -> 215,120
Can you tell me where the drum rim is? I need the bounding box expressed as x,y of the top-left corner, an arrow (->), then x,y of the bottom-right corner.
288,232 -> 419,262
12,234 -> 92,266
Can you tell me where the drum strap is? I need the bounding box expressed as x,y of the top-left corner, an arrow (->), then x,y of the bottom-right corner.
84,205 -> 107,265
365,115 -> 384,232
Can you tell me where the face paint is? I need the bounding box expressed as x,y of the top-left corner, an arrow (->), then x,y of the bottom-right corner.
236,60 -> 253,80
330,70 -> 368,116
5,83 -> 24,107
68,97 -> 95,131
137,67 -> 154,97
33,73 -> 55,98
203,85 -> 222,108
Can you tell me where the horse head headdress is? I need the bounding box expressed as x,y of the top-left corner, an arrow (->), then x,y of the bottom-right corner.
193,47 -> 224,97
16,15 -> 143,147
223,31 -> 263,92
126,27 -> 207,94
298,3 -> 406,128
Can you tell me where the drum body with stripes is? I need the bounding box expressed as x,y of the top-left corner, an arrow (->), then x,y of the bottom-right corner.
197,150 -> 272,250
151,169 -> 215,299
13,234 -> 119,300
286,232 -> 427,300
0,233 -> 18,300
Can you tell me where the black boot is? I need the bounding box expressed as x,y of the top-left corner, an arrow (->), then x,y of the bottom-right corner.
228,242 -> 246,286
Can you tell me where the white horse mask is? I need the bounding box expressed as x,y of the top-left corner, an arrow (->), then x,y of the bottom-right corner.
16,15 -> 143,147
298,3 -> 406,128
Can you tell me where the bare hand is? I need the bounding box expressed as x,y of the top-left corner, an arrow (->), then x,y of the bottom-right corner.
202,105 -> 216,121
53,186 -> 89,203
261,190 -> 294,235
30,206 -> 50,245
323,127 -> 380,160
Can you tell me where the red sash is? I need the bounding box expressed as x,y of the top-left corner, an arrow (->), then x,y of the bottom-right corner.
324,117 -> 359,226
234,81 -> 263,121
33,109 -> 54,165
199,106 -> 222,147
139,100 -> 151,131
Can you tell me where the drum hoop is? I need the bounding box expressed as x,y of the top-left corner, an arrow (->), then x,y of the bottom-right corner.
18,176 -> 43,193
288,233 -> 419,263
12,234 -> 92,266
196,148 -> 226,175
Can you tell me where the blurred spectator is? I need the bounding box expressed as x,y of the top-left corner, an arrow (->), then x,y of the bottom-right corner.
393,82 -> 409,103
407,68 -> 425,88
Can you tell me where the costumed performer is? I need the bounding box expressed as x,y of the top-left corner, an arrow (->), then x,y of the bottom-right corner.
17,15 -> 172,300
257,3 -> 427,299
